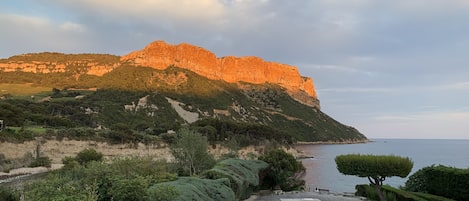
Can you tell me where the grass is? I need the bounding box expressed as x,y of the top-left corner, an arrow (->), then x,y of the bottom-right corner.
6,126 -> 48,133
0,83 -> 51,96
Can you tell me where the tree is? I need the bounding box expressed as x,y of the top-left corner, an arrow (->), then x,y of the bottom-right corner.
259,149 -> 305,191
170,128 -> 215,176
335,154 -> 413,201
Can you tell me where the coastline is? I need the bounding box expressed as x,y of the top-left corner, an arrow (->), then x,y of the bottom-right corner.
295,139 -> 370,145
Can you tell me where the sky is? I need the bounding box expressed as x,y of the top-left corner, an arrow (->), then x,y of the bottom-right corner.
1,0 -> 469,139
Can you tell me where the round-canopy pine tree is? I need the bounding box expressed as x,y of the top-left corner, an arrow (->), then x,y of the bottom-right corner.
335,154 -> 413,201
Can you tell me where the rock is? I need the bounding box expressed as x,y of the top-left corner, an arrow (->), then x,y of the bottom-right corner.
0,53 -> 119,76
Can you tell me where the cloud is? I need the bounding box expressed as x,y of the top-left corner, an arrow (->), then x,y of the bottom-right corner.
60,22 -> 86,32
373,111 -> 469,122
437,82 -> 469,90
317,81 -> 469,95
0,13 -> 49,28
46,0 -> 226,29
0,13 -> 92,57
358,110 -> 469,139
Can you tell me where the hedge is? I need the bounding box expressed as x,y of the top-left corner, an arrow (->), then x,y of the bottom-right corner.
405,165 -> 469,201
148,177 -> 235,201
203,158 -> 268,200
356,184 -> 455,201
149,159 -> 268,201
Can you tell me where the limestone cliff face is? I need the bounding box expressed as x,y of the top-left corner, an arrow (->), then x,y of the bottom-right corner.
0,54 -> 119,76
121,41 -> 319,108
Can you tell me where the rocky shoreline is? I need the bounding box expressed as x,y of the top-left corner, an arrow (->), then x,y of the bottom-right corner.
296,139 -> 370,145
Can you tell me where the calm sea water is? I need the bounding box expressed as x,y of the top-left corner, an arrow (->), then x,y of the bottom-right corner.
296,139 -> 469,193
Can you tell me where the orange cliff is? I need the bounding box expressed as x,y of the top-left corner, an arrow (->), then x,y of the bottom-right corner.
121,41 -> 320,108
0,54 -> 119,76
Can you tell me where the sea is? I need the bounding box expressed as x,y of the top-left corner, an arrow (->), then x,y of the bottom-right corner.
296,138 -> 469,193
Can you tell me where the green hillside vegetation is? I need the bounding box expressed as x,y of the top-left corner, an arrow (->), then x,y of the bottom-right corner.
0,55 -> 367,143
0,83 -> 51,97
0,52 -> 120,64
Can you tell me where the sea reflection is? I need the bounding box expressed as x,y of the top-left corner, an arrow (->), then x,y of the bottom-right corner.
295,144 -> 324,192
295,144 -> 361,193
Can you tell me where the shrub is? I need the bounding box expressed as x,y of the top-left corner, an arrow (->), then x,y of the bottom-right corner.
29,156 -> 52,168
356,184 -> 455,201
109,177 -> 148,201
0,186 -> 20,201
75,148 -> 103,165
203,158 -> 268,200
404,165 -> 469,201
160,132 -> 177,144
147,185 -> 180,201
259,149 -> 305,191
61,156 -> 79,170
148,177 -> 235,201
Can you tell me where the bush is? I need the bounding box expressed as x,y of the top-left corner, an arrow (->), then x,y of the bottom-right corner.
404,165 -> 469,201
356,185 -> 455,201
258,149 -> 305,191
29,156 -> 52,168
147,185 -> 180,201
203,158 -> 268,200
160,132 -> 177,144
109,177 -> 148,201
0,186 -> 20,201
148,177 -> 235,201
61,156 -> 79,170
75,148 -> 103,165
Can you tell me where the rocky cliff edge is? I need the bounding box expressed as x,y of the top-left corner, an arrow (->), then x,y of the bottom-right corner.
121,41 -> 319,108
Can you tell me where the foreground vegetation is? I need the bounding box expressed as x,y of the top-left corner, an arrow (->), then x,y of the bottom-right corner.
0,128 -> 306,201
404,165 -> 469,201
336,154 -> 413,201
336,154 -> 466,201
356,184 -> 455,201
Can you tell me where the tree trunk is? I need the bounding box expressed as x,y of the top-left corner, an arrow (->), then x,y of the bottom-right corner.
374,183 -> 386,201
368,176 -> 387,201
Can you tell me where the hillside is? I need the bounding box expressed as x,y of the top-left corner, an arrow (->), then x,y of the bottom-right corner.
0,41 -> 367,143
